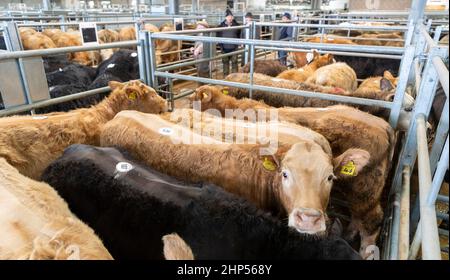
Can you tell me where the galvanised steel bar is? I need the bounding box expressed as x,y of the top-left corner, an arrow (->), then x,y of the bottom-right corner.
389,192 -> 402,260
157,49 -> 245,72
416,114 -> 442,260
254,46 -> 403,59
0,41 -> 138,60
0,86 -> 111,117
149,33 -> 405,55
399,166 -> 411,260
255,22 -> 409,31
389,46 -> 416,129
154,71 -> 394,109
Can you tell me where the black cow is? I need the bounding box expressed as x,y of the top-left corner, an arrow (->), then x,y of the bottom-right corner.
35,84 -> 106,114
42,144 -> 361,260
43,54 -> 72,73
46,63 -> 97,88
88,49 -> 140,90
0,35 -> 6,50
334,56 -> 400,79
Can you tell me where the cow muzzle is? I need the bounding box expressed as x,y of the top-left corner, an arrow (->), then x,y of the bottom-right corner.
289,208 -> 326,234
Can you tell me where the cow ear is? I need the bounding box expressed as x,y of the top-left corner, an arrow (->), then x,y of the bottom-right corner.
108,81 -> 123,91
380,77 -> 394,92
196,87 -> 213,102
333,148 -> 370,179
384,70 -> 395,80
327,53 -> 334,63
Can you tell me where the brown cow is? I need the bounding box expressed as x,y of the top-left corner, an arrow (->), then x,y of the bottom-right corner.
303,35 -> 356,45
277,52 -> 334,82
100,110 -> 369,236
358,71 -> 399,91
240,60 -> 288,77
224,73 -> 415,131
0,80 -> 167,180
0,158 -> 113,260
21,32 -> 56,50
49,32 -> 101,66
189,85 -> 396,258
118,26 -> 136,41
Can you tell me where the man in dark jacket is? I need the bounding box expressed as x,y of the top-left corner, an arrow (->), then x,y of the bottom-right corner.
277,12 -> 294,65
218,10 -> 241,77
240,12 -> 260,66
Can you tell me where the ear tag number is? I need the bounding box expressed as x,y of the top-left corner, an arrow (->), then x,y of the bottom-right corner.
262,157 -> 277,171
341,161 -> 357,176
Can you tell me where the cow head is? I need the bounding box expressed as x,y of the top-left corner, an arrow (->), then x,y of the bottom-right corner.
270,144 -> 370,235
189,85 -> 224,111
310,51 -> 334,68
108,80 -> 168,114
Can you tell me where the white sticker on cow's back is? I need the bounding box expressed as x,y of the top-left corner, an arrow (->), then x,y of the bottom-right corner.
158,127 -> 173,136
32,116 -> 48,120
116,162 -> 134,173
107,63 -> 115,69
58,68 -> 63,72
131,52 -> 138,57
306,52 -> 314,63
272,78 -> 283,82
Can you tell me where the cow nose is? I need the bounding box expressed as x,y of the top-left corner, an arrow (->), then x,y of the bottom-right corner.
292,208 -> 325,234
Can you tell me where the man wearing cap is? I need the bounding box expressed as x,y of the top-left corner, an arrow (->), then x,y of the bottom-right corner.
218,10 -> 241,77
240,12 -> 260,66
277,12 -> 294,65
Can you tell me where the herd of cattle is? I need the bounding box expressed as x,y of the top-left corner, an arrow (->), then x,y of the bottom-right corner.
0,23 -> 448,260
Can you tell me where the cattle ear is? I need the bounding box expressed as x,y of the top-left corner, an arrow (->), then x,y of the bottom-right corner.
383,70 -> 395,80
327,53 -> 334,63
313,50 -> 320,58
380,77 -> 394,92
196,87 -> 213,102
333,148 -> 370,179
108,81 -> 123,91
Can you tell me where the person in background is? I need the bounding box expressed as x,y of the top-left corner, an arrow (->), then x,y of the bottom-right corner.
240,12 -> 260,66
191,20 -> 210,83
277,12 -> 294,65
218,10 -> 241,77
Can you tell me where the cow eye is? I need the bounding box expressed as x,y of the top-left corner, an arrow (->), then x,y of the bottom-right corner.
327,174 -> 335,181
282,171 -> 288,179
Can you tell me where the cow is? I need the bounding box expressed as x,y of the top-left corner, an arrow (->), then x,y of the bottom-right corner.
118,26 -> 136,41
224,73 -> 415,131
306,62 -> 358,92
358,71 -> 399,91
100,110 -> 370,237
97,29 -> 120,61
21,32 -> 56,50
46,63 -> 97,87
276,52 -> 335,82
43,54 -> 72,73
0,80 -> 167,180
49,32 -> 101,66
189,85 -> 396,258
41,144 -> 361,260
240,60 -> 288,77
0,157 -> 112,260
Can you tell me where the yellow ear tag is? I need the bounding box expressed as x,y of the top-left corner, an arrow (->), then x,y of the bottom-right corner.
341,161 -> 357,176
222,88 -> 229,95
262,157 -> 277,171
128,92 -> 137,100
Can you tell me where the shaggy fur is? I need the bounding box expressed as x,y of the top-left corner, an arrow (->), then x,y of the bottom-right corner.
225,73 -> 353,108
49,32 -> 101,66
303,35 -> 356,45
240,60 -> 288,77
97,29 -> 120,44
189,86 -> 396,258
43,54 -> 71,73
41,144 -> 360,260
0,80 -> 167,180
21,32 -> 56,50
0,158 -> 112,260
118,26 -> 136,41
46,63 -> 97,87
35,84 -> 106,114
306,62 -> 358,92
277,52 -> 334,82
